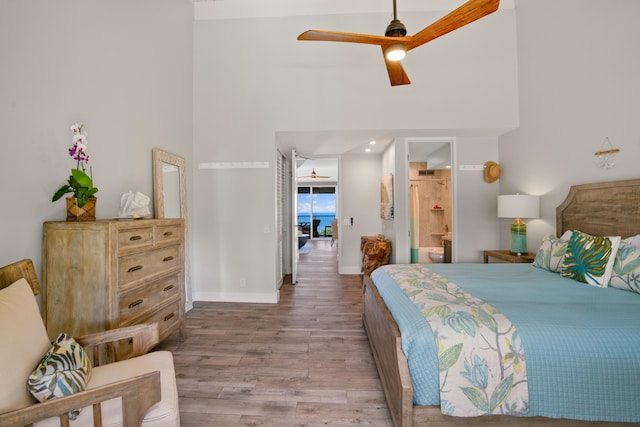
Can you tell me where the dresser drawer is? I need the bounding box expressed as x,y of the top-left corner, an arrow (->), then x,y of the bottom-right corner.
118,245 -> 181,288
117,299 -> 182,360
117,226 -> 154,253
156,224 -> 182,246
153,299 -> 182,340
119,273 -> 181,323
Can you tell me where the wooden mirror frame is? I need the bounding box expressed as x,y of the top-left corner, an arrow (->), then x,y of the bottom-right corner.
153,148 -> 186,219
152,148 -> 192,310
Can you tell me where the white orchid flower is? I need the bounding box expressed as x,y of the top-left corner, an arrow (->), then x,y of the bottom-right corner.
73,133 -> 87,144
76,142 -> 88,153
70,123 -> 82,133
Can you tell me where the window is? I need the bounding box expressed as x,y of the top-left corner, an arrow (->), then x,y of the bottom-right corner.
297,186 -> 335,238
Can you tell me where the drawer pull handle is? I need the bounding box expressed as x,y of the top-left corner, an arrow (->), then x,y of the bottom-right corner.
163,285 -> 175,292
128,299 -> 143,308
129,235 -> 142,241
163,231 -> 173,236
162,256 -> 174,262
127,265 -> 143,273
164,313 -> 175,322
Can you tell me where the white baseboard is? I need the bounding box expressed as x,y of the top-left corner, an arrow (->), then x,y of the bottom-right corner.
193,290 -> 280,304
339,265 -> 363,275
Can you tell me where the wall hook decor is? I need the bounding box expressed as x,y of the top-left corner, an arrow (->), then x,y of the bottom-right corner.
594,137 -> 619,169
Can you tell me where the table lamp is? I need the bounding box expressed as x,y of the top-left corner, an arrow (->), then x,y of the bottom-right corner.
498,194 -> 540,255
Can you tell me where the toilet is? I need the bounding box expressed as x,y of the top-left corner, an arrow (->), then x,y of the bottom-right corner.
417,247 -> 445,263
428,247 -> 444,263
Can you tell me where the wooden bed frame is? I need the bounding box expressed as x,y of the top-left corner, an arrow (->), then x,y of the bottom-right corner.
362,178 -> 640,427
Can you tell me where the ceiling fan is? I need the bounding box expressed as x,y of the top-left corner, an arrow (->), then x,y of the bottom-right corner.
299,169 -> 331,179
297,0 -> 500,86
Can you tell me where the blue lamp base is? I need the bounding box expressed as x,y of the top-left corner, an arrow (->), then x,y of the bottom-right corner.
510,219 -> 527,255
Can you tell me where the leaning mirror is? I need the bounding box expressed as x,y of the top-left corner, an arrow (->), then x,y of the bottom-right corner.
153,148 -> 192,311
153,148 -> 186,219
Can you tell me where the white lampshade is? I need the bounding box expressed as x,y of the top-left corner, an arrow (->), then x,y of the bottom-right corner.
497,194 -> 540,219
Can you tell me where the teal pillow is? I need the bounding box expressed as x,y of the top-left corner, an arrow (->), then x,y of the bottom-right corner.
27,333 -> 92,419
609,235 -> 640,293
560,231 -> 621,288
533,231 -> 573,272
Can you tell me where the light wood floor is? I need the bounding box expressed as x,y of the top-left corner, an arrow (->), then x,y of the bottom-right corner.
156,239 -> 394,426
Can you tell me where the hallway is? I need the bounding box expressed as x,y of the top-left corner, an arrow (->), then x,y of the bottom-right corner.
157,239 -> 394,426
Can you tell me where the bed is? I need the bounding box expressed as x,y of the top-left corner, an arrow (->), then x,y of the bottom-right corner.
362,178 -> 640,427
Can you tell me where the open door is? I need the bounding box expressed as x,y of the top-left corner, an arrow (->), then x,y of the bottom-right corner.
291,149 -> 299,284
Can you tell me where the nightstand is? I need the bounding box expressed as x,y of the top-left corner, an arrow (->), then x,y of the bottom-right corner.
483,249 -> 535,264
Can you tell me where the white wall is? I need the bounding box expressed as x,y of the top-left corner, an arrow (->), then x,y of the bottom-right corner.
192,7 -> 519,300
0,1 -> 193,275
454,138 -> 501,262
499,0 -> 640,252
339,153 -> 383,274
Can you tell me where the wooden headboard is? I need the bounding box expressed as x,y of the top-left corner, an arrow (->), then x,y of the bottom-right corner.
556,178 -> 640,238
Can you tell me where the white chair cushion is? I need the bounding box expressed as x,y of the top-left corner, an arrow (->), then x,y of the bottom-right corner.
35,350 -> 180,427
0,278 -> 51,413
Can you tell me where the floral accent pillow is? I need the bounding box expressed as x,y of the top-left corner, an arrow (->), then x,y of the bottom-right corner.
609,235 -> 640,293
560,231 -> 621,288
533,231 -> 573,273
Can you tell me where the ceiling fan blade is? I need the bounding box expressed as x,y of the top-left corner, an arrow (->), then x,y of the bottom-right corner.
382,48 -> 411,86
407,0 -> 500,50
298,30 -> 407,46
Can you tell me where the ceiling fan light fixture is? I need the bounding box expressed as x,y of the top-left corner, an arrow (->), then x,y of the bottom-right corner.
385,44 -> 406,61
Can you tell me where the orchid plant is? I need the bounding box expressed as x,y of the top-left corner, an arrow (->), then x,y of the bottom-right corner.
52,123 -> 99,208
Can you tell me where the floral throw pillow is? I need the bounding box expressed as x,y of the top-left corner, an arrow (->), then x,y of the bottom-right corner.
533,231 -> 573,273
560,231 -> 621,288
609,235 -> 640,293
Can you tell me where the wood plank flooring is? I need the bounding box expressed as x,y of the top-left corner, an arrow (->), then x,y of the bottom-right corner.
156,239 -> 394,426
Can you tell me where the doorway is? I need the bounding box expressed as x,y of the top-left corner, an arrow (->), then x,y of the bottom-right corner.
408,139 -> 454,264
289,154 -> 339,284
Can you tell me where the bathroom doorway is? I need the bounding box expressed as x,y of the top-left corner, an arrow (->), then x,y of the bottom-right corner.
408,140 -> 453,264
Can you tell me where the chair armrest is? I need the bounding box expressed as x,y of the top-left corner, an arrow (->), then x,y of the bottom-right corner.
75,323 -> 160,365
0,371 -> 161,427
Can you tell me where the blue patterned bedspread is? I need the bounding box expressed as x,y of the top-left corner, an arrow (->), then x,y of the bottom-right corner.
370,263 -> 640,422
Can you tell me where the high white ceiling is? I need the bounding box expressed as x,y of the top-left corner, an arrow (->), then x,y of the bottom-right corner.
193,0 -> 514,21
195,0 -> 515,159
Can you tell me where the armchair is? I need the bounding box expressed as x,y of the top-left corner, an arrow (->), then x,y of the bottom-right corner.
0,259 -> 180,427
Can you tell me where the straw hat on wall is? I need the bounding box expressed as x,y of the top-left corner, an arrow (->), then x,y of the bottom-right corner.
483,161 -> 501,183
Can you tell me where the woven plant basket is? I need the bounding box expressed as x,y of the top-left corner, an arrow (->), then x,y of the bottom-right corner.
66,197 -> 97,221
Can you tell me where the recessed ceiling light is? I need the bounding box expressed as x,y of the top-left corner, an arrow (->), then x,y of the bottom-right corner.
369,141 -> 376,145
365,148 -> 371,153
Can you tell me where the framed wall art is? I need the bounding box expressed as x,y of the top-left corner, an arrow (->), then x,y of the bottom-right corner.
380,173 -> 394,219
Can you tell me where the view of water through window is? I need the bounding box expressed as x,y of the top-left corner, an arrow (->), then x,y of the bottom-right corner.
297,187 -> 336,238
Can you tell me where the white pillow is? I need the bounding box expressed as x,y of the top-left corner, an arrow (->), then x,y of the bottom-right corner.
0,279 -> 51,413
533,230 -> 573,273
609,234 -> 640,293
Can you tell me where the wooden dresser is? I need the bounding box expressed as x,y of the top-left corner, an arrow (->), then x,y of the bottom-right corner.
42,218 -> 185,361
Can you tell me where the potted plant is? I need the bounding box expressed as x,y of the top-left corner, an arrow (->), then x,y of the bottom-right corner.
52,123 -> 99,220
